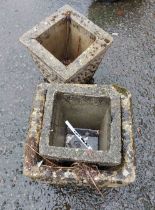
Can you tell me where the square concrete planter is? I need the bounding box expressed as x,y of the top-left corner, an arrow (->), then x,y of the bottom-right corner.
24,83 -> 136,188
39,83 -> 122,166
20,5 -> 113,83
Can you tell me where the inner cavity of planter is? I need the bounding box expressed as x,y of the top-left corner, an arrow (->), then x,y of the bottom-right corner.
65,128 -> 99,150
50,92 -> 111,151
36,18 -> 96,66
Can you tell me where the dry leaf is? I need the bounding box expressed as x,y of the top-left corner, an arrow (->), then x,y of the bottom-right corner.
116,8 -> 125,17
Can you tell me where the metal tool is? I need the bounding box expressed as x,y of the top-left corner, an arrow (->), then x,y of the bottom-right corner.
65,120 -> 92,150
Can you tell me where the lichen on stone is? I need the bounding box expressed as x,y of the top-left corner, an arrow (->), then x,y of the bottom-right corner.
113,84 -> 129,96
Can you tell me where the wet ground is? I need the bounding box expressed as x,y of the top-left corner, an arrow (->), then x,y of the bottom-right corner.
0,0 -> 155,209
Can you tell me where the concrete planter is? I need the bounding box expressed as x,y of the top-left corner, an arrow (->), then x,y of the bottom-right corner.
20,5 -> 113,83
39,84 -> 121,166
39,83 -> 122,166
24,83 -> 136,188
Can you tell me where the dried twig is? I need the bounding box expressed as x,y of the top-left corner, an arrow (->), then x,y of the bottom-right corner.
25,143 -> 104,196
137,127 -> 142,137
85,169 -> 104,198
26,143 -> 75,169
25,143 -> 56,167
72,162 -> 104,198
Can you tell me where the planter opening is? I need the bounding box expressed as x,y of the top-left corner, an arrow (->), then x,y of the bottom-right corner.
37,17 -> 96,66
50,92 -> 111,151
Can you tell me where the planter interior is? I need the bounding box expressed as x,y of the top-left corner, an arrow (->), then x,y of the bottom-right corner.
37,19 -> 96,66
50,92 -> 111,151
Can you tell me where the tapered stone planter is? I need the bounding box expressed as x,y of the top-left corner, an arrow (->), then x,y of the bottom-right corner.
20,5 -> 113,83
24,83 -> 136,188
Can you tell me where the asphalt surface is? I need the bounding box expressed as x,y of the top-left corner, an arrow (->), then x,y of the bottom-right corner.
0,0 -> 155,209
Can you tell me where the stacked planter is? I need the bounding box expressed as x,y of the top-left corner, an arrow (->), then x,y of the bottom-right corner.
20,5 -> 135,188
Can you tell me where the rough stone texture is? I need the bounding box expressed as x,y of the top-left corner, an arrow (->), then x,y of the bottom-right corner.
20,5 -> 113,84
1,0 -> 155,209
39,83 -> 121,166
24,83 -> 135,188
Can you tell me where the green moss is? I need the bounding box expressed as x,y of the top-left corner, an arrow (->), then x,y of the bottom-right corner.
113,84 -> 128,96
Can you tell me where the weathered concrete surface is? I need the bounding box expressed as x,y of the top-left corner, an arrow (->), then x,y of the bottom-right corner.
20,5 -> 113,84
39,83 -> 122,166
24,83 -> 135,188
0,0 -> 155,209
